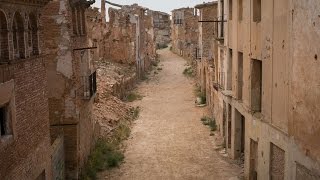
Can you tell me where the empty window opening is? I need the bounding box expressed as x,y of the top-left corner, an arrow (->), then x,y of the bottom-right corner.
28,13 -> 39,56
72,8 -> 78,35
0,104 -> 11,137
229,0 -> 233,20
81,8 -> 86,35
222,101 -> 227,149
253,0 -> 261,22
249,139 -> 258,180
270,143 -> 285,180
227,104 -> 232,148
223,101 -> 227,137
77,8 -> 82,35
0,11 -> 9,62
234,109 -> 245,158
12,12 -> 25,59
227,49 -> 233,90
251,59 -> 262,112
238,0 -> 243,21
238,52 -> 243,100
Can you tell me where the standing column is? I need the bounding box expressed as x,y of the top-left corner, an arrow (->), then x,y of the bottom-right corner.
101,0 -> 106,24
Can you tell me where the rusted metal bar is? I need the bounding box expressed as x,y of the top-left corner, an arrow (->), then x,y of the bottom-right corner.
73,47 -> 97,51
105,0 -> 123,8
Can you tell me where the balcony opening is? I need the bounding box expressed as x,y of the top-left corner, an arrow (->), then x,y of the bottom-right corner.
13,12 -> 25,59
234,109 -> 245,158
0,10 -> 9,62
270,143 -> 285,180
223,101 -> 227,139
229,0 -> 233,20
253,0 -> 261,22
227,49 -> 233,90
238,0 -> 243,21
251,59 -> 262,112
238,52 -> 243,100
227,104 -> 232,149
249,139 -> 258,180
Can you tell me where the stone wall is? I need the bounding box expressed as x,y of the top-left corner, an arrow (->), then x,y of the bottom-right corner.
152,11 -> 171,49
171,8 -> 199,62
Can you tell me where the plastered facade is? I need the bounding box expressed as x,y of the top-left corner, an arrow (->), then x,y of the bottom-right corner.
197,0 -> 320,179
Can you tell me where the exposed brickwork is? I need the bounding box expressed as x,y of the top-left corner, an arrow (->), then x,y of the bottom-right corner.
0,1 -> 52,179
41,0 -> 98,179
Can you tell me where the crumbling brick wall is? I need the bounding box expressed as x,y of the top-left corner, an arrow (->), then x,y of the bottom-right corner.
41,0 -> 98,179
104,4 -> 157,78
105,7 -> 137,65
0,1 -> 52,179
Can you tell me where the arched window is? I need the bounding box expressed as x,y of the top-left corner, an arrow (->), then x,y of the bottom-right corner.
0,10 -> 9,62
28,13 -> 39,55
12,12 -> 25,59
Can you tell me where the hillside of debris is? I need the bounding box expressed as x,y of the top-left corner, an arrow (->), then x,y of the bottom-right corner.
94,60 -> 137,138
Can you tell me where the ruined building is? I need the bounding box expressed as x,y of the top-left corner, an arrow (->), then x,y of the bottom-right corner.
171,8 -> 199,62
41,0 -> 98,179
196,0 -> 320,179
0,0 -> 52,179
195,2 -> 218,111
86,7 -> 108,62
104,3 -> 157,78
152,11 -> 171,49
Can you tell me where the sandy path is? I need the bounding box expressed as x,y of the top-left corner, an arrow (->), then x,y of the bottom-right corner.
100,48 -> 241,180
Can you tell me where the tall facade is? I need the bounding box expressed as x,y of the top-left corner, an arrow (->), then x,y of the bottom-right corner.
41,0 -> 98,179
171,8 -> 199,62
0,0 -> 52,179
152,11 -> 171,49
197,0 -> 320,179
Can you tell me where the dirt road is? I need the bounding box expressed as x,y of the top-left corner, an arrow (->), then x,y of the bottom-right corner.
100,48 -> 242,180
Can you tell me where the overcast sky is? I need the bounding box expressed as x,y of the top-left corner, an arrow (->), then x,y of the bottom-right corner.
93,0 -> 211,14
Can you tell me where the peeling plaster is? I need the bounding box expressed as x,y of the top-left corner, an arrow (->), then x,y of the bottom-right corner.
55,0 -> 73,79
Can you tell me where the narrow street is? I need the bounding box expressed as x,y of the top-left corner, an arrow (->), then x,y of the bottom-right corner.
100,48 -> 242,180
